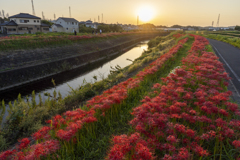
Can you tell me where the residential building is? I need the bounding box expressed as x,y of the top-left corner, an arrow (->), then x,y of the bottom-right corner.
0,13 -> 50,34
52,17 -> 79,33
85,20 -> 94,28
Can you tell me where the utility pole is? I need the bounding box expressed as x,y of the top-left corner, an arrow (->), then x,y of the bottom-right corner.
2,10 -> 5,18
102,13 -> 103,23
69,6 -> 71,18
212,21 -> 214,28
98,15 -> 100,23
54,14 -> 56,21
42,12 -> 45,20
31,0 -> 36,16
216,14 -> 220,30
137,15 -> 139,26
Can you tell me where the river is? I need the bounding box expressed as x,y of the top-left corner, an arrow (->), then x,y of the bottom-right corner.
0,40 -> 149,124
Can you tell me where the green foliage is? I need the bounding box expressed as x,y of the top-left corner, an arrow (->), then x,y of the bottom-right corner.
0,135 -> 7,151
235,26 -> 240,31
206,34 -> 240,48
97,24 -> 123,32
0,93 -> 65,150
148,36 -> 163,48
41,20 -> 53,26
79,25 -> 93,33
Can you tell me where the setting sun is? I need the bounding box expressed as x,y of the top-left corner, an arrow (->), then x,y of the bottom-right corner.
138,6 -> 155,22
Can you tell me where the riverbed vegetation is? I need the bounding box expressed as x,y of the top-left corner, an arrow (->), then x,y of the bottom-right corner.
0,31 -> 159,52
1,33 -> 240,160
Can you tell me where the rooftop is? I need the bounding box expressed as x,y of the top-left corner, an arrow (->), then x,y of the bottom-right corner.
0,20 -> 18,26
9,13 -> 41,19
58,17 -> 79,23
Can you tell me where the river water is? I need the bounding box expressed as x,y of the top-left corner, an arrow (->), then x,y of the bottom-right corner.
0,40 -> 149,123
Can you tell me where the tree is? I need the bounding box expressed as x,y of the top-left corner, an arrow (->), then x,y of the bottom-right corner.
235,26 -> 240,31
171,25 -> 182,28
97,24 -> 110,32
139,23 -> 156,30
41,20 -> 53,26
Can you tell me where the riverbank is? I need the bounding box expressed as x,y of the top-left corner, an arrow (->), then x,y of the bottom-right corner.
0,32 -> 167,91
0,32 -> 178,151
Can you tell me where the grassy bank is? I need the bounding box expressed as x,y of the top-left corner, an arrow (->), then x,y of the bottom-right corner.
205,34 -> 240,48
106,35 -> 240,160
71,35 -> 193,159
0,33 -> 190,159
0,32 -> 179,152
0,31 -> 161,51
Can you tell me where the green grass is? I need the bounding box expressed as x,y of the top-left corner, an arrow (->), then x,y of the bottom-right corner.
204,34 -> 240,49
59,36 -> 194,159
0,32 -> 160,51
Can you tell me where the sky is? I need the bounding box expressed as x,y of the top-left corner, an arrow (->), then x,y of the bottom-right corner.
1,0 -> 240,27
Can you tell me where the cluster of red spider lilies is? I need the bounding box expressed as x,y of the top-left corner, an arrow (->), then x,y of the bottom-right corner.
0,32 -> 134,40
106,35 -> 240,160
0,34 -> 188,160
173,33 -> 185,39
0,32 -> 136,50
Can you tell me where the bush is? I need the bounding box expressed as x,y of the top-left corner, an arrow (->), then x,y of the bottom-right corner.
36,32 -> 44,35
235,25 -> 240,31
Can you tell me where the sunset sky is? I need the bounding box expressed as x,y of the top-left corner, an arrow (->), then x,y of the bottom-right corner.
1,0 -> 240,27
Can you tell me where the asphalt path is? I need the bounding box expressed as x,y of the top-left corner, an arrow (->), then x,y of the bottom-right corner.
208,38 -> 240,103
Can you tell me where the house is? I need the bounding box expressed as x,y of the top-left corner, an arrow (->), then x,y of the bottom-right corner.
85,20 -> 94,28
79,21 -> 86,27
0,13 -> 50,34
78,20 -> 99,29
52,17 -> 79,33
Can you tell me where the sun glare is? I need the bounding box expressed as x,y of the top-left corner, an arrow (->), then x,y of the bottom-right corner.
138,6 -> 154,22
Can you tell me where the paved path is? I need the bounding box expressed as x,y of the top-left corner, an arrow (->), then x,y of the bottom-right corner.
208,38 -> 240,104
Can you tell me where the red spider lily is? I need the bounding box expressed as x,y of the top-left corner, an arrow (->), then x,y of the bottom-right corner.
0,150 -> 16,160
107,133 -> 154,160
173,33 -> 185,39
232,140 -> 240,149
166,135 -> 178,144
24,140 -> 60,159
18,138 -> 30,150
32,126 -> 51,141
56,129 -> 77,142
177,147 -> 189,160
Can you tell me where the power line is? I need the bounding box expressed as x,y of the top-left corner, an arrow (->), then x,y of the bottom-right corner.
102,13 -> 103,23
